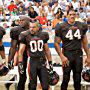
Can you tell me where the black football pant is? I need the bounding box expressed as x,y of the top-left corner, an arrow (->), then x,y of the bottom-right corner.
61,49 -> 83,90
28,57 -> 49,90
17,53 -> 28,90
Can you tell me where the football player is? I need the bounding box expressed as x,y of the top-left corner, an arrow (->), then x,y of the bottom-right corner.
54,9 -> 90,90
18,21 -> 53,90
6,15 -> 30,90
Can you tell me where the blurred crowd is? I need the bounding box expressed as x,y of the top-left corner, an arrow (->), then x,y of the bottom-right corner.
0,0 -> 90,40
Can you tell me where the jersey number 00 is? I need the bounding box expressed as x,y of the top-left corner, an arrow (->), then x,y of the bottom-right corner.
30,40 -> 43,52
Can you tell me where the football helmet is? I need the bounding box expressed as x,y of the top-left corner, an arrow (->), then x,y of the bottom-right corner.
0,63 -> 9,76
82,66 -> 90,82
48,69 -> 59,86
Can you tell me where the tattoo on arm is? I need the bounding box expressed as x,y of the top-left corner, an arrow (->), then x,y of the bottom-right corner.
18,53 -> 23,62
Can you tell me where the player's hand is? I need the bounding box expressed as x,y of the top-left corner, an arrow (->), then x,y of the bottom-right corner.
61,56 -> 69,67
18,62 -> 24,74
8,60 -> 14,70
85,58 -> 90,67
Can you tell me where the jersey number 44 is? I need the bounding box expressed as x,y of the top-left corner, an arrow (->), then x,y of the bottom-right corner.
65,29 -> 81,40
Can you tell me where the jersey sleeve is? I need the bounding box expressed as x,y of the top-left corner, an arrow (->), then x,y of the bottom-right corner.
0,26 -> 6,40
10,27 -> 19,40
19,32 -> 26,44
55,23 -> 61,37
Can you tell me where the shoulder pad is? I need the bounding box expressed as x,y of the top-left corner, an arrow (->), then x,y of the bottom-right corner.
10,26 -> 22,39
60,22 -> 67,27
19,30 -> 30,41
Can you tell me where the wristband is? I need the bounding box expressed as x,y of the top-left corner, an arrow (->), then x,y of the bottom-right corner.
8,60 -> 14,69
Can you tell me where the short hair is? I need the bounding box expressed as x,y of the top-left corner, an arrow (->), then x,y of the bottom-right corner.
67,9 -> 76,15
30,20 -> 39,27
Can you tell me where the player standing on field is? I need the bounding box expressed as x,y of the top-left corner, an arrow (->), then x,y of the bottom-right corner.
18,21 -> 53,90
6,15 -> 30,90
54,9 -> 90,90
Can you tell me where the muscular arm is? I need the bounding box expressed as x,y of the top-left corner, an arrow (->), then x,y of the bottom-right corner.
82,35 -> 90,58
54,36 -> 64,59
18,43 -> 26,62
54,36 -> 69,67
17,43 -> 26,74
8,39 -> 17,62
43,43 -> 52,62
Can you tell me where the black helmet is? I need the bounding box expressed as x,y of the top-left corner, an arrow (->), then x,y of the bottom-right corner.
48,69 -> 59,86
0,63 -> 9,76
82,66 -> 90,82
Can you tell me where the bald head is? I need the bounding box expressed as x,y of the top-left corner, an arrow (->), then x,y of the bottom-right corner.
19,15 -> 30,28
19,15 -> 30,22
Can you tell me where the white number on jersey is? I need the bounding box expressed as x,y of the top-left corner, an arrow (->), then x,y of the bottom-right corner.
65,30 -> 73,40
30,40 -> 43,52
65,29 -> 81,40
74,29 -> 81,39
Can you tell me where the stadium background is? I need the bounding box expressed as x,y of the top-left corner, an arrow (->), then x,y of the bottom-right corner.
0,0 -> 90,90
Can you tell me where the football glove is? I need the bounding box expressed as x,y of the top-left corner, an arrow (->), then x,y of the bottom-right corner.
18,62 -> 24,74
49,61 -> 53,70
8,60 -> 14,70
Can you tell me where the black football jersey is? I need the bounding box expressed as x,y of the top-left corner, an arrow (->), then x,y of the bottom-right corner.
55,21 -> 88,50
19,30 -> 49,58
0,26 -> 6,40
10,26 -> 28,43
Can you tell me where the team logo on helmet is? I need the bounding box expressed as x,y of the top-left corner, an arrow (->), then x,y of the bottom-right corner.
0,63 -> 9,76
48,69 -> 59,86
82,66 -> 90,82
